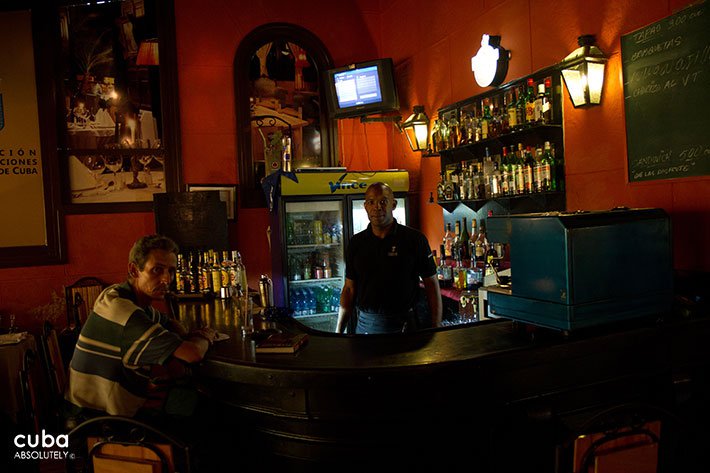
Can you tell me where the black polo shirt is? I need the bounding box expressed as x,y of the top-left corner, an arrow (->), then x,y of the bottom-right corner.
345,220 -> 437,314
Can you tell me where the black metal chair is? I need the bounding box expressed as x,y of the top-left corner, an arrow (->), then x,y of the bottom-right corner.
67,416 -> 192,473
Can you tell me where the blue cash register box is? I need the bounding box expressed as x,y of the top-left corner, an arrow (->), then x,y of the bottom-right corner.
486,208 -> 673,331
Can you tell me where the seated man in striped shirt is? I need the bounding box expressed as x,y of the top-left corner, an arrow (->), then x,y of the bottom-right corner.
66,234 -> 217,417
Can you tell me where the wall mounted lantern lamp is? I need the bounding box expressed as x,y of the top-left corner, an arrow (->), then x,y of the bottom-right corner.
360,105 -> 437,156
400,105 -> 433,154
560,34 -> 607,107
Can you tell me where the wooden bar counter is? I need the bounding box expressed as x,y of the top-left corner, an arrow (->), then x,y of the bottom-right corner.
176,299 -> 710,471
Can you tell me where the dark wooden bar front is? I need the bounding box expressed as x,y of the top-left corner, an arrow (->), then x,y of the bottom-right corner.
177,300 -> 710,471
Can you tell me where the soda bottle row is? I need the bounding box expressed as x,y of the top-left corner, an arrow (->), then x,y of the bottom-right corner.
432,76 -> 554,152
436,141 -> 559,202
290,285 -> 341,317
175,249 -> 248,299
286,215 -> 343,246
289,250 -> 338,281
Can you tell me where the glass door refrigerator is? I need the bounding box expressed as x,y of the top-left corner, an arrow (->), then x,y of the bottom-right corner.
270,169 -> 410,332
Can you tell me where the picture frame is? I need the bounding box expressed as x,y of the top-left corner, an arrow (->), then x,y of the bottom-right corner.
186,184 -> 238,221
57,0 -> 182,214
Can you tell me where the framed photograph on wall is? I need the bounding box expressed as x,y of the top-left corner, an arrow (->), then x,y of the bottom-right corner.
186,184 -> 238,222
57,0 -> 182,213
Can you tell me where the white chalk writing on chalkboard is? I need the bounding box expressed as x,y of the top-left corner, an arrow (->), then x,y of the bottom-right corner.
622,1 -> 709,182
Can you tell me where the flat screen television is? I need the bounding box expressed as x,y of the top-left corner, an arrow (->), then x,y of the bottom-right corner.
325,58 -> 399,119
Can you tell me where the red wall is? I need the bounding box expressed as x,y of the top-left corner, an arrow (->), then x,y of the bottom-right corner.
1,0 -> 708,331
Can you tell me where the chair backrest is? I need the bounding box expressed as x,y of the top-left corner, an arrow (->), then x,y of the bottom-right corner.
19,348 -> 41,434
40,322 -> 67,405
65,277 -> 107,329
68,416 -> 191,473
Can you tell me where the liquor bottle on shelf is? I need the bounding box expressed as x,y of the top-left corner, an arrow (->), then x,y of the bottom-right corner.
466,164 -> 476,200
500,147 -> 510,196
525,78 -> 536,125
490,158 -> 501,197
431,119 -> 441,153
453,220 -> 462,262
443,223 -> 455,261
460,217 -> 470,261
436,246 -> 453,288
534,83 -> 545,123
507,89 -> 518,131
542,141 -> 557,191
462,111 -> 475,144
436,172 -> 447,201
515,85 -> 526,129
473,219 -> 488,266
483,148 -> 493,198
542,77 -> 553,124
533,147 -> 544,193
468,219 -> 478,267
439,119 -> 450,151
475,163 -> 486,199
448,114 -> 460,148
524,146 -> 534,194
515,143 -> 525,195
499,95 -> 510,135
443,173 -> 455,201
480,99 -> 491,140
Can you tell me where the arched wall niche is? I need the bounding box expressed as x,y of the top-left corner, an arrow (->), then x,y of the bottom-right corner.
234,23 -> 336,208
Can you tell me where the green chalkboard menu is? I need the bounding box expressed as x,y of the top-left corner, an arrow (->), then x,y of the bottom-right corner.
621,2 -> 710,182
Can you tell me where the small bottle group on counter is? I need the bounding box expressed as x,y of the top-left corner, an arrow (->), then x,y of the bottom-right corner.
174,249 -> 248,299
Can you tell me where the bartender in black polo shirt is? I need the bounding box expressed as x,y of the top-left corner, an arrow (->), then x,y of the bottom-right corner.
337,182 -> 442,334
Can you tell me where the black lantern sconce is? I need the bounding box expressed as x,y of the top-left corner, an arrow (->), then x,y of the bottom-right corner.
560,34 -> 607,107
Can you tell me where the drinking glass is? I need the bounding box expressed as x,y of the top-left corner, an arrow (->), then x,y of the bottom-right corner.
104,154 -> 124,190
83,155 -> 106,189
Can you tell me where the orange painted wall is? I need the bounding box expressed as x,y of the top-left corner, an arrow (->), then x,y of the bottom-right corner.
2,0 -> 708,331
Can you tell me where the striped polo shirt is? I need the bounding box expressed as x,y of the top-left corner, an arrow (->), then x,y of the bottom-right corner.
66,282 -> 183,416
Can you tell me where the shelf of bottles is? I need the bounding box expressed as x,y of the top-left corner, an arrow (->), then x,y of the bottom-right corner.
433,66 -> 566,215
284,201 -> 344,319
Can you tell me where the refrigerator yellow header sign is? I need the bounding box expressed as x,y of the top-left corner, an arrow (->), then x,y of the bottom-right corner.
280,171 -> 409,196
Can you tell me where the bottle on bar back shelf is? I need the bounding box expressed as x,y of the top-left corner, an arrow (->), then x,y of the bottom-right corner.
188,252 -> 199,294
515,85 -> 526,129
473,219 -> 488,266
533,147 -> 544,193
460,217 -> 470,261
500,147 -> 510,196
436,172 -> 446,202
453,220 -> 462,263
448,113 -> 460,148
524,146 -> 534,194
468,219 -> 478,268
431,119 -> 441,153
507,89 -> 518,131
443,223 -> 455,261
525,78 -> 536,125
542,141 -> 557,191
515,144 -> 525,194
480,99 -> 491,140
534,82 -> 545,123
542,77 -> 553,124
436,246 -> 453,288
